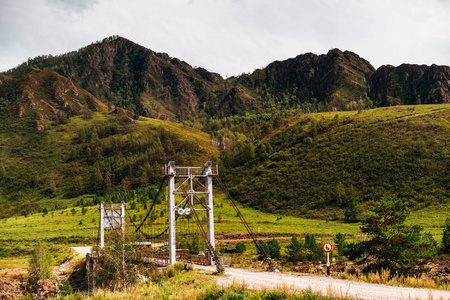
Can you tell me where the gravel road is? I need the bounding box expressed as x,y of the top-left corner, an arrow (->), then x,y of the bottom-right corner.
71,246 -> 92,255
197,266 -> 450,300
71,246 -> 449,300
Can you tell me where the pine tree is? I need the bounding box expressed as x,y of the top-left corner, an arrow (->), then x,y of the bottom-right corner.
286,235 -> 303,262
356,196 -> 438,273
441,218 -> 450,255
268,238 -> 281,260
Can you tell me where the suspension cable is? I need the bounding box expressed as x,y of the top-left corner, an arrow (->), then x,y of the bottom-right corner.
135,177 -> 167,232
215,175 -> 274,271
135,167 -> 207,239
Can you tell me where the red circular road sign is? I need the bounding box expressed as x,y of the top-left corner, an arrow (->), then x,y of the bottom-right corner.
323,243 -> 333,252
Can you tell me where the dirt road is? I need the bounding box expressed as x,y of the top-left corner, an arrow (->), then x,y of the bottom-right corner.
197,266 -> 450,300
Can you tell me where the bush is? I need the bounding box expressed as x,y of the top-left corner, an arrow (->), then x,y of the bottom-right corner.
92,230 -> 148,290
59,279 -> 73,296
166,264 -> 176,278
236,242 -> 246,254
29,242 -> 52,284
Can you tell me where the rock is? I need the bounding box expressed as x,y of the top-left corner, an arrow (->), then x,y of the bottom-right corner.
0,277 -> 23,299
35,279 -> 60,299
34,119 -> 47,131
344,264 -> 361,276
440,275 -> 450,285
110,107 -> 138,123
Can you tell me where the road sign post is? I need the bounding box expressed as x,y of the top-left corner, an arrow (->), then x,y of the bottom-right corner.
323,242 -> 333,276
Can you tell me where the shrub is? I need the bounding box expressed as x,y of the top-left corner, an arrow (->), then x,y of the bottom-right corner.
92,230 -> 148,290
59,279 -> 73,296
236,242 -> 246,254
29,242 -> 53,284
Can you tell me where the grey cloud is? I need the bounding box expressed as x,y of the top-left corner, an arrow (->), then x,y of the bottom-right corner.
45,0 -> 99,14
0,0 -> 449,76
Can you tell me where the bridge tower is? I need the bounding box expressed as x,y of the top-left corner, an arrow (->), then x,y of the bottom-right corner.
164,161 -> 218,265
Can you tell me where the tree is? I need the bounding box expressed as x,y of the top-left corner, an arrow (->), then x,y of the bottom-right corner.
104,172 -> 112,193
91,166 -> 104,193
257,240 -> 270,260
71,176 -> 84,197
286,235 -> 303,262
305,233 -> 323,262
334,232 -> 346,254
441,218 -> 450,255
344,197 -> 360,223
268,238 -> 281,260
354,196 -> 438,273
0,162 -> 5,179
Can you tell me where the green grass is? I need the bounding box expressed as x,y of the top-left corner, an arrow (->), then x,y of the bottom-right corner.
222,104 -> 450,218
213,194 -> 359,238
1,190 -> 448,268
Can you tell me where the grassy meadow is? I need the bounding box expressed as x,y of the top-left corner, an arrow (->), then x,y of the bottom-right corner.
1,190 -> 448,269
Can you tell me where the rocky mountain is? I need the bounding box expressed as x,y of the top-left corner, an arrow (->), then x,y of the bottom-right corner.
3,36 -> 223,121
234,49 -> 375,112
2,36 -> 450,122
369,64 -> 450,106
0,70 -> 107,130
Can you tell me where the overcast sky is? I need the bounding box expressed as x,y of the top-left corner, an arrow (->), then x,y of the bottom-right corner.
1,0 -> 450,77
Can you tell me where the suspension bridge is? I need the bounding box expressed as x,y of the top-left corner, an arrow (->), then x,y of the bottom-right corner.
98,161 -> 273,273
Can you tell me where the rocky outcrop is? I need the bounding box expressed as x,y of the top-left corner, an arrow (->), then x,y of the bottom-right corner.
0,69 -> 108,129
369,64 -> 450,106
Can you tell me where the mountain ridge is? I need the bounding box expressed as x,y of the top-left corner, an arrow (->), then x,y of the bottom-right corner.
2,36 -> 449,123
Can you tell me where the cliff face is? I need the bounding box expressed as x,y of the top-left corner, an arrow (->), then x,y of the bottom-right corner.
3,36 -> 450,122
369,64 -> 450,106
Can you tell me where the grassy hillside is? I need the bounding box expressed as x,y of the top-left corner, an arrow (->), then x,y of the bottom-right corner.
1,104 -> 448,220
1,190 -> 448,269
220,104 -> 450,218
0,112 -> 218,218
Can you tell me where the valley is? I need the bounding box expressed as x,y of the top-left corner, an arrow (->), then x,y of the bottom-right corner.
0,36 -> 449,298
